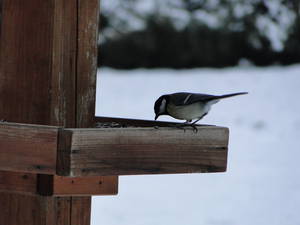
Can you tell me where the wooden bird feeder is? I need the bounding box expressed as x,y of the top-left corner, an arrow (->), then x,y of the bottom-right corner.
0,0 -> 229,224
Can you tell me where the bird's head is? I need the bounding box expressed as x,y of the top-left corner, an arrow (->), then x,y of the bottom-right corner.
154,95 -> 169,120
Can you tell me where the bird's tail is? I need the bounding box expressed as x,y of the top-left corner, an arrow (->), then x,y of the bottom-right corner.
216,92 -> 248,100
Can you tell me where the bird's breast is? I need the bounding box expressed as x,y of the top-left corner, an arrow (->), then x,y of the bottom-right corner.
167,102 -> 209,120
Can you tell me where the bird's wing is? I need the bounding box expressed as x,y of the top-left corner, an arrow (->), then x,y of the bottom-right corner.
170,92 -> 217,106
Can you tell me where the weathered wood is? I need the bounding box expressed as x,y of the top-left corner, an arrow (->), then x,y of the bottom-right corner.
37,175 -> 118,196
0,121 -> 228,177
57,126 -> 229,177
0,122 -> 58,174
50,0 -> 77,127
70,197 -> 91,225
0,0 -> 54,125
95,116 -> 205,127
0,171 -> 118,197
53,176 -> 118,196
0,171 -> 37,195
76,0 -> 99,128
0,0 -> 113,224
0,193 -> 51,225
0,0 -> 2,39
0,194 -> 80,225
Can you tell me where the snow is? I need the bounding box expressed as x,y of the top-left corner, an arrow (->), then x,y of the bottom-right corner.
92,65 -> 300,225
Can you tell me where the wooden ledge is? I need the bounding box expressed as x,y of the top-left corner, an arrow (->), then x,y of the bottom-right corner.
0,122 -> 59,174
94,116 -> 213,127
0,121 -> 229,177
0,171 -> 118,196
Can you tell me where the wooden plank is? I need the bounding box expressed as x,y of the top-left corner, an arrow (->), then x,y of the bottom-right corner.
50,0 -> 77,127
0,122 -> 58,174
0,0 -> 2,39
0,194 -> 79,225
37,175 -> 118,196
0,0 -> 54,125
0,170 -> 118,196
57,126 -> 229,177
0,171 -> 37,195
70,197 -> 91,225
53,176 -> 118,196
94,116 -> 205,127
76,0 -> 99,128
0,193 -> 51,225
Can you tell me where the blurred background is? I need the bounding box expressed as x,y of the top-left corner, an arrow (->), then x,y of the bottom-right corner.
93,1 -> 300,225
98,0 -> 300,69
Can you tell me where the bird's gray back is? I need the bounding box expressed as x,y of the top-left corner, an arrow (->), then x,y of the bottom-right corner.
169,92 -> 217,106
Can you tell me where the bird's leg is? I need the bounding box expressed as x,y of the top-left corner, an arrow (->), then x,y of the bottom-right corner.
190,120 -> 200,133
191,119 -> 200,126
173,120 -> 191,132
190,113 -> 208,133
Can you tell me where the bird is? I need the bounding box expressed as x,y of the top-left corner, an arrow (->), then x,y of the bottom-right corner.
154,92 -> 248,126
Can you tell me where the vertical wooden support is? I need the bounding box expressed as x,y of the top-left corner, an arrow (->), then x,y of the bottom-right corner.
0,0 -> 103,224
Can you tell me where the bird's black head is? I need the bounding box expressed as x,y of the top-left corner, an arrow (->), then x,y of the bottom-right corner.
154,95 -> 169,120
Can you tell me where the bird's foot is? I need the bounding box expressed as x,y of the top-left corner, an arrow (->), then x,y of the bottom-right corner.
175,122 -> 198,133
190,124 -> 198,133
169,121 -> 199,133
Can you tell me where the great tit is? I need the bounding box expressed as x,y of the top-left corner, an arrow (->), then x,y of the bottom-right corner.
154,92 -> 248,125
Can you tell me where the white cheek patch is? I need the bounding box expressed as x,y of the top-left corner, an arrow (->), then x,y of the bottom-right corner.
159,99 -> 166,113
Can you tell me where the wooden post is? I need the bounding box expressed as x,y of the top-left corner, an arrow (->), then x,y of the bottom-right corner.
0,0 -> 117,224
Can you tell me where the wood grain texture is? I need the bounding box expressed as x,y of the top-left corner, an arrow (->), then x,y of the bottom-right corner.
70,197 -> 91,225
50,0 -> 77,127
53,176 -> 118,196
0,171 -> 37,195
95,116 -> 211,127
0,169 -> 118,197
57,126 -> 229,177
0,0 -> 2,39
0,193 -> 83,225
0,122 -> 58,174
76,0 -> 99,128
0,0 -> 54,125
0,193 -> 50,225
0,0 -> 110,224
37,174 -> 118,196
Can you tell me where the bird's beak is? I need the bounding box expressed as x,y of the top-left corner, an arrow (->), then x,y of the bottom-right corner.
155,114 -> 159,120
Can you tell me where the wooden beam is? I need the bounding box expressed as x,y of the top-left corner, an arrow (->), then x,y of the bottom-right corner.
0,171 -> 37,195
0,121 -> 228,177
0,0 -> 55,125
50,0 -> 77,127
57,126 -> 229,177
52,176 -> 118,196
94,116 -> 203,127
37,175 -> 118,196
0,123 -> 58,174
0,193 -> 81,225
0,171 -> 118,196
76,0 -> 99,128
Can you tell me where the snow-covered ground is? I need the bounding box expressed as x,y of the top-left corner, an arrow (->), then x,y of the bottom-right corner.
92,65 -> 300,225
